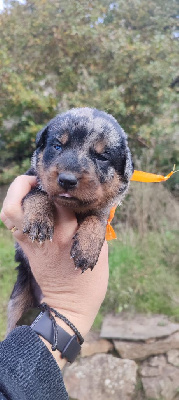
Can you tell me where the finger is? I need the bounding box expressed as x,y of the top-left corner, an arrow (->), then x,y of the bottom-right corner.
53,205 -> 78,245
0,210 -> 25,243
0,175 -> 37,223
0,212 -> 17,230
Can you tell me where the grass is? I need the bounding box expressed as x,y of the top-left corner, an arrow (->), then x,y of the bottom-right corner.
93,227 -> 179,329
0,225 -> 179,340
0,228 -> 17,339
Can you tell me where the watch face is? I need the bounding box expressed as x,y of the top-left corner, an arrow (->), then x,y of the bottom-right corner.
16,307 -> 40,326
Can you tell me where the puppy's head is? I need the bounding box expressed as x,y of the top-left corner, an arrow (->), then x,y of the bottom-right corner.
33,108 -> 133,212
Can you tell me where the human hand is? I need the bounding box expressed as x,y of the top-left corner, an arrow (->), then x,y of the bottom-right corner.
0,176 -> 109,365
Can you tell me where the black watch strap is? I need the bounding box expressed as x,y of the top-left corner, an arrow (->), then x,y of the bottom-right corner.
31,310 -> 81,363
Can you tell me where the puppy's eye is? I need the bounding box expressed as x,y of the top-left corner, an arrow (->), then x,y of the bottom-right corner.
95,153 -> 108,162
53,143 -> 62,151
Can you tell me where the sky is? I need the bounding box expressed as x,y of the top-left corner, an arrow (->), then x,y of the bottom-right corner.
0,0 -> 25,10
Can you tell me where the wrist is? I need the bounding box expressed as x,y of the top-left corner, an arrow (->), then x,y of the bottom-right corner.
39,335 -> 67,370
39,303 -> 84,344
31,304 -> 84,367
41,297 -> 93,338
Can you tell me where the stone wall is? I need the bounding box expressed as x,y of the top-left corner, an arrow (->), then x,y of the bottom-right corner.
63,313 -> 179,400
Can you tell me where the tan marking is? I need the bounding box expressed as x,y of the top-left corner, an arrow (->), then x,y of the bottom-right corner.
89,172 -> 122,211
37,154 -> 59,195
93,141 -> 106,154
60,132 -> 69,145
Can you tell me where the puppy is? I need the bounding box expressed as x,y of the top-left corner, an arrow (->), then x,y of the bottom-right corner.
7,107 -> 133,333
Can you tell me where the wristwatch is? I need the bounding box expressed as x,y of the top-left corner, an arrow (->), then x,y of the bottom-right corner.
31,310 -> 81,363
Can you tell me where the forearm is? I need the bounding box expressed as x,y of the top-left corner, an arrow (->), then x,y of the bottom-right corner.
0,326 -> 68,400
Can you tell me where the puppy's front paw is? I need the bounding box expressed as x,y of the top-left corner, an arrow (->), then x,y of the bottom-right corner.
23,216 -> 54,243
71,232 -> 101,273
22,189 -> 54,243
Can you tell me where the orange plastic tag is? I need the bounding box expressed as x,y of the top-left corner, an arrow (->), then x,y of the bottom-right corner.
105,224 -> 117,241
105,166 -> 178,241
130,166 -> 178,183
105,206 -> 117,241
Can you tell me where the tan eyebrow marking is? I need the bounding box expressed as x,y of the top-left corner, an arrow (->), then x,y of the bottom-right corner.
93,141 -> 106,154
60,132 -> 69,145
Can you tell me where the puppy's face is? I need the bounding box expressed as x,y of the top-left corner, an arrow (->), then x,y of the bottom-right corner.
33,108 -> 133,212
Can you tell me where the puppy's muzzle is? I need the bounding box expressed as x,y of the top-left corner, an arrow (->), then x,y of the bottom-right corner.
58,173 -> 78,190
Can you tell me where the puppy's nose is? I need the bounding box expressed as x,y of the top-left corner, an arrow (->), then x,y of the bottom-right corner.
58,173 -> 78,190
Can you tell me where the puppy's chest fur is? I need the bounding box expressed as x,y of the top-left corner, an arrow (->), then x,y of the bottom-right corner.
7,108 -> 133,333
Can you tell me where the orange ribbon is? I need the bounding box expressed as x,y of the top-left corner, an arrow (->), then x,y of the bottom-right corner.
130,169 -> 176,183
105,166 -> 178,241
105,206 -> 117,241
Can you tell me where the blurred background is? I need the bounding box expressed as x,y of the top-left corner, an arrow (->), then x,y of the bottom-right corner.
0,0 -> 178,342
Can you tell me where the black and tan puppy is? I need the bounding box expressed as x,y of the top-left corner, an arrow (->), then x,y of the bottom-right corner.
7,107 -> 133,333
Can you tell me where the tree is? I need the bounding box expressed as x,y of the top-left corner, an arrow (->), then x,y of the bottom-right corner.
0,0 -> 178,182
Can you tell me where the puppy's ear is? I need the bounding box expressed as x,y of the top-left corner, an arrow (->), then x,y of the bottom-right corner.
124,147 -> 134,181
36,126 -> 48,149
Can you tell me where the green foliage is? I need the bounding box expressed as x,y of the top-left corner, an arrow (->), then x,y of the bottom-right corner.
0,220 -> 5,228
0,159 -> 31,184
100,229 -> 179,319
0,229 -> 16,339
0,0 -> 178,184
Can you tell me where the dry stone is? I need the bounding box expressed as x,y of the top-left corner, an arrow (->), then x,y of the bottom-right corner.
81,331 -> 113,357
63,353 -> 137,400
114,331 -> 179,360
101,313 -> 179,340
148,355 -> 166,367
167,349 -> 179,367
140,355 -> 179,400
